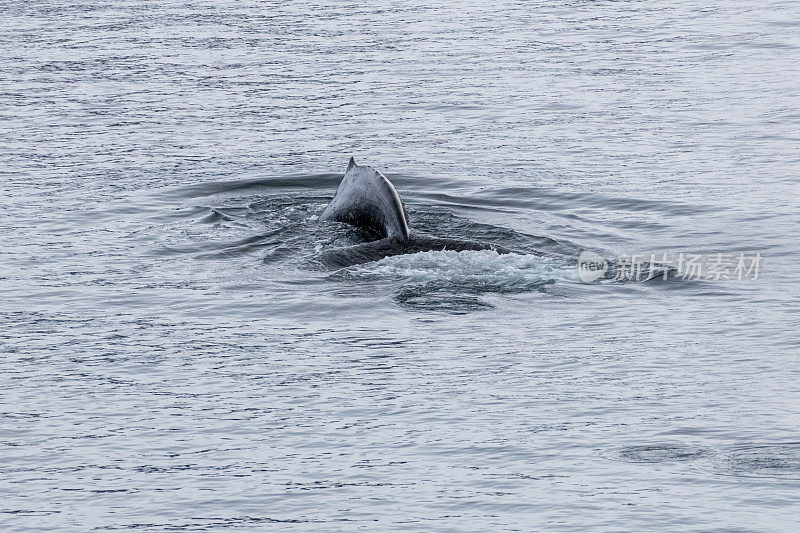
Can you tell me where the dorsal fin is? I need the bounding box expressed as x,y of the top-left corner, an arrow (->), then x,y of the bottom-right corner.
322,160 -> 410,241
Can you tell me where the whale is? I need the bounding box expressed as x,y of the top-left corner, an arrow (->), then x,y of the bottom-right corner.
320,157 -> 410,241
318,158 -> 512,267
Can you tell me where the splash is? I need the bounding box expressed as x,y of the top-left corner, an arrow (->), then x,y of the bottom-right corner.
349,249 -> 575,287
338,249 -> 577,312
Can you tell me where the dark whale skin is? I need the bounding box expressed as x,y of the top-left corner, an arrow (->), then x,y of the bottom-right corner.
320,158 -> 410,241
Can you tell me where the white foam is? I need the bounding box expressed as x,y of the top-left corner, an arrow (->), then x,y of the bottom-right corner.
347,249 -> 577,289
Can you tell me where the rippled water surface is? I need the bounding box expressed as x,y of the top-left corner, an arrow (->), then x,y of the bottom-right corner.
2,0 -> 799,530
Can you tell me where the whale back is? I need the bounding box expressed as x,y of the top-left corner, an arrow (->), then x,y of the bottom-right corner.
321,158 -> 410,241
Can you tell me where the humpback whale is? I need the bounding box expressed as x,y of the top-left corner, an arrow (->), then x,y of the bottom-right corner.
321,158 -> 410,241
319,158 -> 512,267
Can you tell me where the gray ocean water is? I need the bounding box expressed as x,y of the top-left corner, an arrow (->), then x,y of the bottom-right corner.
2,1 -> 799,530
